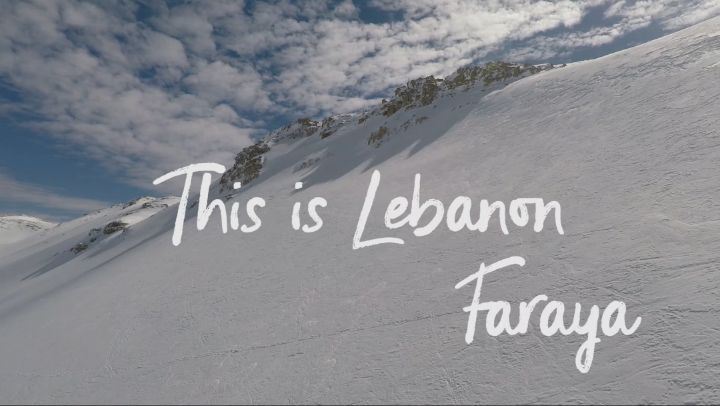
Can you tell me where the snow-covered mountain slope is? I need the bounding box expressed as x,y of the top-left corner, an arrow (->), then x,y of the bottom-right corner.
0,215 -> 55,245
0,196 -> 178,284
1,17 -> 719,403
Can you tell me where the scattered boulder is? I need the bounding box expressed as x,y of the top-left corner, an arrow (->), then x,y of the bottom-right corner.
358,113 -> 370,124
266,118 -> 320,143
294,157 -> 321,172
103,221 -> 128,235
368,126 -> 389,147
445,62 -> 549,90
220,141 -> 272,190
382,76 -> 441,117
70,242 -> 88,254
319,116 -> 337,139
318,114 -> 356,139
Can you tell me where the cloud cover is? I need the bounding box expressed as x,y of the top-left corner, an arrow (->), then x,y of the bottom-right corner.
0,169 -> 108,214
0,0 -> 718,190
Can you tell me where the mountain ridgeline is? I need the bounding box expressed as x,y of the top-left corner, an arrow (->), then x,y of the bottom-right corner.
219,61 -> 557,191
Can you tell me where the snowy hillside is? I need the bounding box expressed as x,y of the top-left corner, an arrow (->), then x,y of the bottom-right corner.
0,196 -> 178,284
0,17 -> 719,403
0,215 -> 55,245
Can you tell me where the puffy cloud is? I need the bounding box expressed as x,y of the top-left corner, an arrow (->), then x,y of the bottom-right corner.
139,31 -> 189,68
505,0 -> 720,62
184,61 -> 271,111
0,1 -> 259,189
0,0 -> 718,193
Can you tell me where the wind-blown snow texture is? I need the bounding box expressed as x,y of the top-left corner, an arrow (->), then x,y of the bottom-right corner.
1,18 -> 719,403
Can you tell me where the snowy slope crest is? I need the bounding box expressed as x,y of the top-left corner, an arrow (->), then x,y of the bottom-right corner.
218,61 -> 558,192
0,196 -> 178,280
0,216 -> 56,245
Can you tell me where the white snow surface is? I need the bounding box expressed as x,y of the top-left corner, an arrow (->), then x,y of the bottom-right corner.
1,18 -> 719,403
0,216 -> 55,246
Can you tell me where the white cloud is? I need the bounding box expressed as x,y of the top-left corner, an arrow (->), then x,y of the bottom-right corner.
0,1 -> 259,189
0,169 -> 109,213
0,0 -> 718,196
505,0 -> 720,62
139,31 -> 189,68
184,61 -> 271,110
660,0 -> 720,29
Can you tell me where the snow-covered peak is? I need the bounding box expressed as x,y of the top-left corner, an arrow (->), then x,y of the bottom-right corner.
0,195 -> 178,272
0,215 -> 56,245
263,118 -> 320,144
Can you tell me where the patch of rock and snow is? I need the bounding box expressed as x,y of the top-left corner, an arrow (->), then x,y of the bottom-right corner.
0,196 -> 178,282
218,61 -> 558,191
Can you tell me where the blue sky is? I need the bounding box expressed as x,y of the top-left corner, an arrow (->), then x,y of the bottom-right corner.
1,0 -> 718,221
